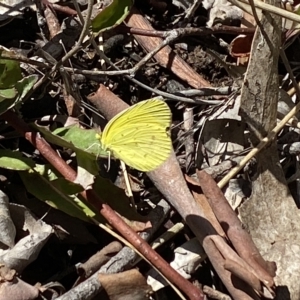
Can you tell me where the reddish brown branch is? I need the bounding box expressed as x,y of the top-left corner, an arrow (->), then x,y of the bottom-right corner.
1,110 -> 204,300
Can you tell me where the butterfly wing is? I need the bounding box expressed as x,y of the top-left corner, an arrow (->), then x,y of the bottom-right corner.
100,99 -> 172,171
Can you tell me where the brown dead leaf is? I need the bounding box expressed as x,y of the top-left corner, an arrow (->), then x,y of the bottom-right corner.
98,269 -> 152,300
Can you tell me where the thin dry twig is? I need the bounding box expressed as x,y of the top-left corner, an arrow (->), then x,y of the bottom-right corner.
117,24 -> 255,37
218,45 -> 300,189
218,78 -> 300,188
126,7 -> 211,89
229,0 -> 300,23
33,0 -> 94,91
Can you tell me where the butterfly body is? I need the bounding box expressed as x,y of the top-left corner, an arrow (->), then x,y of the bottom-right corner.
100,99 -> 172,172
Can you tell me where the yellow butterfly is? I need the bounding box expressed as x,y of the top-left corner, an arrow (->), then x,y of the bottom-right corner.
99,99 -> 172,172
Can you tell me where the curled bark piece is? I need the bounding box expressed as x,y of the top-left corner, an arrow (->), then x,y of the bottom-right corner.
77,241 -> 123,279
87,86 -> 128,119
224,258 -> 262,294
197,170 -> 276,291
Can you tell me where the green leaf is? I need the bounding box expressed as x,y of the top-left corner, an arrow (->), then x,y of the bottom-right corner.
0,50 -> 22,89
20,164 -> 146,225
19,165 -> 100,222
52,125 -> 106,156
34,124 -> 107,158
91,0 -> 133,34
34,124 -> 111,188
0,150 -> 35,170
0,88 -> 17,100
0,75 -> 38,115
15,75 -> 38,101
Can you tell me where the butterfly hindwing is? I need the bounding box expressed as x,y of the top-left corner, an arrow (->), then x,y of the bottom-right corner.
100,99 -> 172,171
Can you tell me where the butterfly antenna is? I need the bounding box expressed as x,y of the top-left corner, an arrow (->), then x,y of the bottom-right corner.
85,142 -> 99,154
120,161 -> 135,209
